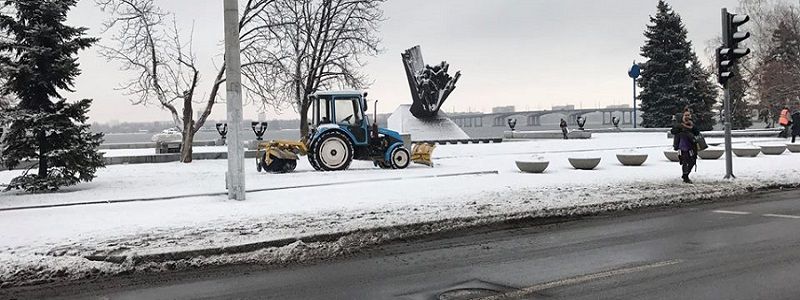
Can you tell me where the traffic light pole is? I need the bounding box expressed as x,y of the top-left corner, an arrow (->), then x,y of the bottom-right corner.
632,78 -> 637,129
723,86 -> 735,179
224,0 -> 246,200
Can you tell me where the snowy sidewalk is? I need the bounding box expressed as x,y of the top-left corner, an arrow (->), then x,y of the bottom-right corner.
1,133 -> 799,287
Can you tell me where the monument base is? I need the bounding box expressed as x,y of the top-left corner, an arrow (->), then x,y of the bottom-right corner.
388,105 -> 470,142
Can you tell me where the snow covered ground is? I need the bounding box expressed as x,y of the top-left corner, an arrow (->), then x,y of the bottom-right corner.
1,133 -> 799,287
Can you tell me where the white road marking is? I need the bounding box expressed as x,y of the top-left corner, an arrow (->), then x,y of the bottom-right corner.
481,259 -> 683,299
712,210 -> 752,215
763,213 -> 800,219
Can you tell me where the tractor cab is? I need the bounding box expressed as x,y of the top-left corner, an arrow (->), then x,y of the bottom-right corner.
307,91 -> 371,146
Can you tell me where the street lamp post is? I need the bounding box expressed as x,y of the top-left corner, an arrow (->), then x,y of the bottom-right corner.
224,0 -> 245,200
628,62 -> 641,129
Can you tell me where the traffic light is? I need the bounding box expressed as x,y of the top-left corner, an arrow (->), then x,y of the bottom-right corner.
718,9 -> 751,86
717,47 -> 733,86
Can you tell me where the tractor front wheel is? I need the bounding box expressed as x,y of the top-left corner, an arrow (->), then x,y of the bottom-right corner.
390,147 -> 411,169
311,131 -> 354,171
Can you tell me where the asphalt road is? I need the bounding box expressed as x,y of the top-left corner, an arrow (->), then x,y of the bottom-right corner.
7,190 -> 800,300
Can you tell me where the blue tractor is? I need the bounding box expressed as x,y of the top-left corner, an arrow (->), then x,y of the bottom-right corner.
256,91 -> 415,172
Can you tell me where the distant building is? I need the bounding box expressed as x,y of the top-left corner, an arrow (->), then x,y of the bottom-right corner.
605,104 -> 631,109
551,105 -> 575,111
491,106 -> 515,113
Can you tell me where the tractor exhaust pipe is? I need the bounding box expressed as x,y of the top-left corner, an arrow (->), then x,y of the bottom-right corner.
371,100 -> 379,140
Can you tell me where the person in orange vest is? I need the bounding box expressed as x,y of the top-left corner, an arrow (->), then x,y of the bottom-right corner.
779,107 -> 792,138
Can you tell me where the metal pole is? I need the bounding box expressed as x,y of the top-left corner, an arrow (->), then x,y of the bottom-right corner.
224,0 -> 246,200
723,86 -> 735,179
721,8 -> 735,180
632,78 -> 637,128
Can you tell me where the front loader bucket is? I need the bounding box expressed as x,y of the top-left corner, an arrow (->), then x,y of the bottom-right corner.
411,143 -> 436,167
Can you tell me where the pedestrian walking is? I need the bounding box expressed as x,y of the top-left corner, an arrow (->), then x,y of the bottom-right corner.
559,118 -> 569,140
791,111 -> 800,143
671,108 -> 700,184
779,106 -> 791,138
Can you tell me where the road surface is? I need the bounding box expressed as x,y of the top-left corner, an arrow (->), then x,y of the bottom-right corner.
6,190 -> 800,300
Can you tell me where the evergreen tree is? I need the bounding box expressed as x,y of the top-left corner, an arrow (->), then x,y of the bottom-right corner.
639,1 -> 716,129
0,0 -> 104,192
688,54 -> 719,131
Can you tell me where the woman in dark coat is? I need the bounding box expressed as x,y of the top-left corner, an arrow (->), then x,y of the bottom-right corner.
671,109 -> 700,183
791,112 -> 800,143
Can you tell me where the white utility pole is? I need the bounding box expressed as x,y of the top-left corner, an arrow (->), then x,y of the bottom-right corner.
224,0 -> 246,200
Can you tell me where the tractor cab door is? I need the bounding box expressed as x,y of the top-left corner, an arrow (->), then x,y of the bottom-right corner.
333,96 -> 367,145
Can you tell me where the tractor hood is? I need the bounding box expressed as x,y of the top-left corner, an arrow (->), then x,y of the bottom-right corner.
378,128 -> 404,143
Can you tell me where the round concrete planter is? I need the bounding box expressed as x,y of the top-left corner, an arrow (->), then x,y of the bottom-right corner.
732,147 -> 761,157
788,143 -> 800,153
515,161 -> 550,174
663,150 -> 680,162
760,145 -> 787,155
616,154 -> 648,166
568,158 -> 601,170
698,148 -> 724,160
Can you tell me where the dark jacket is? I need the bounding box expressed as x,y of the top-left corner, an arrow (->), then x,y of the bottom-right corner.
671,125 -> 700,151
559,120 -> 567,129
792,112 -> 800,135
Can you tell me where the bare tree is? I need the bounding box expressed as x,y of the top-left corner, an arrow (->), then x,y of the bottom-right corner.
740,0 -> 800,119
244,0 -> 385,137
96,0 -> 277,162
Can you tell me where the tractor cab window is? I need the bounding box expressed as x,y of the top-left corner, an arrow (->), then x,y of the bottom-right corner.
312,96 -> 333,126
334,97 -> 362,126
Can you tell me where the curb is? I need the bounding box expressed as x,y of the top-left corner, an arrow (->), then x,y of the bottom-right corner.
87,183 -> 800,265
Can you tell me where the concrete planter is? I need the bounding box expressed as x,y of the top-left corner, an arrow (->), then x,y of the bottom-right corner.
568,158 -> 601,170
515,161 -> 550,173
788,143 -> 800,153
732,147 -> 761,157
616,154 -> 648,166
698,149 -> 724,160
663,150 -> 680,162
760,145 -> 787,155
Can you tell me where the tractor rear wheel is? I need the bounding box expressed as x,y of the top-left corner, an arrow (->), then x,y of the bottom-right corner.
308,139 -> 321,171
312,131 -> 354,171
390,147 -> 411,169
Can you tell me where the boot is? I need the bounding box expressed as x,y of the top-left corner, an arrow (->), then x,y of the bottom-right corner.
682,175 -> 693,184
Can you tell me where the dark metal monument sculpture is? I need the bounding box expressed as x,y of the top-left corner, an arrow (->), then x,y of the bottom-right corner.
402,46 -> 462,119
576,116 -> 587,131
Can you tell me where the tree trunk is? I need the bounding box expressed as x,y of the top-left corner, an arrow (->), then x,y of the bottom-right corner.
180,120 -> 195,163
300,104 -> 310,138
37,129 -> 47,178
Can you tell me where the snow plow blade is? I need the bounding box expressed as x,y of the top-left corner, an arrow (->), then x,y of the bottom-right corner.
411,143 -> 436,167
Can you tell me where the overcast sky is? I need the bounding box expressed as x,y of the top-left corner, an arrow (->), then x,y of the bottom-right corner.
64,0 -> 740,123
